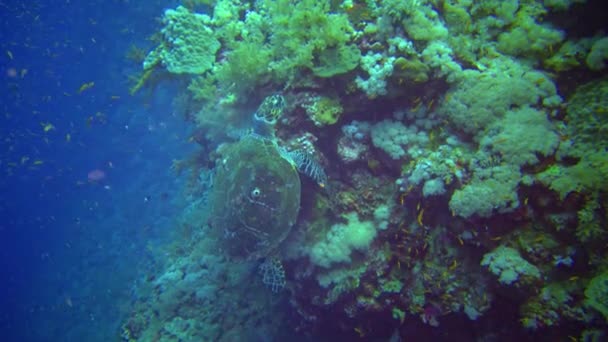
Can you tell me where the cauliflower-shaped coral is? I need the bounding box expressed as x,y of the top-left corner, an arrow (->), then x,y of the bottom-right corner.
481,246 -> 541,285
370,119 -> 429,160
480,106 -> 559,166
356,53 -> 395,98
449,165 -> 520,218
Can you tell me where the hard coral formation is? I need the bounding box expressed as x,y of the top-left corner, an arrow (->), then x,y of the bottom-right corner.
144,6 -> 220,74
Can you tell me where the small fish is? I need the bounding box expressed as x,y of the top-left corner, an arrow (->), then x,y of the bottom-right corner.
78,82 -> 94,94
449,260 -> 458,271
41,122 -> 55,132
65,133 -> 71,142
20,156 -> 30,164
417,208 -> 424,225
33,160 -> 44,165
6,50 -> 13,59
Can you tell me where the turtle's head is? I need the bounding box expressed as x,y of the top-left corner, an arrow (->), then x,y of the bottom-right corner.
253,94 -> 286,126
252,94 -> 286,138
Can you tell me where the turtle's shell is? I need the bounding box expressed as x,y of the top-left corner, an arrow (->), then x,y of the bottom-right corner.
208,135 -> 301,259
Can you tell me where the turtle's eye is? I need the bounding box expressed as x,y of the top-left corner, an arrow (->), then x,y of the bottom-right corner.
251,187 -> 261,198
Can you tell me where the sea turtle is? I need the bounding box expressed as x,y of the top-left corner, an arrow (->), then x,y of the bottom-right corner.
208,94 -> 327,260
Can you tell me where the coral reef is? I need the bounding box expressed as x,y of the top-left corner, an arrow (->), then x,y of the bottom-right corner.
123,0 -> 608,340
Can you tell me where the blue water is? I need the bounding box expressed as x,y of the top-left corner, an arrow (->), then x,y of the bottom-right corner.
1,1 -> 193,340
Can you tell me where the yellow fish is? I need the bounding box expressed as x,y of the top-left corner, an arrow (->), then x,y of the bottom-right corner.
417,208 -> 425,225
33,160 -> 44,165
41,122 -> 55,132
78,82 -> 95,94
449,260 -> 458,271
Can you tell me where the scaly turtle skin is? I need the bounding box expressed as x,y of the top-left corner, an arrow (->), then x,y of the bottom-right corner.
254,94 -> 286,127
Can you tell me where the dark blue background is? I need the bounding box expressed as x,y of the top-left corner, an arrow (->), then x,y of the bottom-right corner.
0,1 -> 195,340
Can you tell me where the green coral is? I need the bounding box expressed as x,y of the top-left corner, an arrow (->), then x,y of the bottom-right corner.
449,165 -> 520,218
565,78 -> 608,145
537,150 -> 608,200
144,6 -> 220,74
380,278 -> 403,294
214,40 -> 273,95
521,282 -> 587,329
485,106 -> 559,166
536,78 -> 608,200
584,271 -> 608,321
208,135 -> 301,260
393,56 -> 429,83
544,39 -> 593,72
312,44 -> 360,78
497,15 -> 564,58
263,0 -> 355,79
576,198 -> 605,243
176,0 -> 357,103
438,57 -> 559,135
